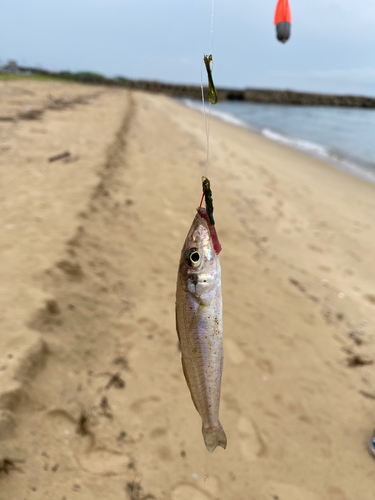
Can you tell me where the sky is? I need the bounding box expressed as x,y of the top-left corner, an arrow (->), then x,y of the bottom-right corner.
2,0 -> 375,96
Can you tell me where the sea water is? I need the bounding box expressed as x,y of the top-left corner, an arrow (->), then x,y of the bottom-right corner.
182,99 -> 375,184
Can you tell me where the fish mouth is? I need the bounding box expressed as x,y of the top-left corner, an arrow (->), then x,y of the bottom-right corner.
197,207 -> 222,255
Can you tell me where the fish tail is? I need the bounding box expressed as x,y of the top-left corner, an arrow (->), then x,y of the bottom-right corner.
202,422 -> 227,453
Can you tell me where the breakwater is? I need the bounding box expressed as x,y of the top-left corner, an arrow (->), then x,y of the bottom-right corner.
6,66 -> 375,109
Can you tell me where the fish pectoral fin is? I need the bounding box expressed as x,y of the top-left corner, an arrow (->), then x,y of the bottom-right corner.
198,296 -> 210,307
202,422 -> 227,453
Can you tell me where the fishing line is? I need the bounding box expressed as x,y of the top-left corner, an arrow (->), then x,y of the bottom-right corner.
200,0 -> 217,207
200,63 -> 210,177
210,0 -> 215,55
201,0 -> 215,180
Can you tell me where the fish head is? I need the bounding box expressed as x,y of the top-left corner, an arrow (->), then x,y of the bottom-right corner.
179,208 -> 221,299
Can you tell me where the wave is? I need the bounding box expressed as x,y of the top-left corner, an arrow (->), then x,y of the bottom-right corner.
181,99 -> 375,185
261,128 -> 329,158
183,98 -> 250,128
261,128 -> 375,183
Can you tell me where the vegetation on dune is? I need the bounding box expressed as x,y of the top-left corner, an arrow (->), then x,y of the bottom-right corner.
0,72 -> 63,82
57,71 -> 113,84
0,69 -> 116,85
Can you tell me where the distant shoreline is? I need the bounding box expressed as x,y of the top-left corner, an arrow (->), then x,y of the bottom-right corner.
2,65 -> 375,108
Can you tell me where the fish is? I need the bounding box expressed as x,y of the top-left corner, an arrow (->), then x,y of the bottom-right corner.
176,207 -> 226,452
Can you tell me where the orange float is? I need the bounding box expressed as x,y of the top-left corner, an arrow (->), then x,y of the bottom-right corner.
274,0 -> 292,43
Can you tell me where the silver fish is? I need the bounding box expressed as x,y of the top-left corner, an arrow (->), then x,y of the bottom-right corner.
176,207 -> 227,452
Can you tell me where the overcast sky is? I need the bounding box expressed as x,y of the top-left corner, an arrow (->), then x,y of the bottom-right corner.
2,0 -> 375,96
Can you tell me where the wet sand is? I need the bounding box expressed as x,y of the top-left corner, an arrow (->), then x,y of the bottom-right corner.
1,80 -> 375,500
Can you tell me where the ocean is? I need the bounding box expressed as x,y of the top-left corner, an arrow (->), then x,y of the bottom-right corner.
182,99 -> 375,184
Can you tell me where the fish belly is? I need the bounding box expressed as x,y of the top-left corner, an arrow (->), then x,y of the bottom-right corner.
176,281 -> 226,452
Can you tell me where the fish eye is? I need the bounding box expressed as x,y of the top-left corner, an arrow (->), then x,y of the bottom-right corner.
191,252 -> 200,263
185,248 -> 201,267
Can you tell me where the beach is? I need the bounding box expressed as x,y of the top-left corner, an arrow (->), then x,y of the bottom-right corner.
1,80 -> 375,500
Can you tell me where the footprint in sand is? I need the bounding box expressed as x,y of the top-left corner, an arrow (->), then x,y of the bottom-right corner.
77,447 -> 132,476
262,481 -> 320,500
326,486 -> 349,500
224,339 -> 246,365
309,244 -> 324,253
137,316 -> 160,333
171,484 -> 212,500
45,408 -> 78,440
365,294 -> 375,305
45,409 -> 132,476
130,395 -> 160,413
0,410 -> 15,440
237,416 -> 267,460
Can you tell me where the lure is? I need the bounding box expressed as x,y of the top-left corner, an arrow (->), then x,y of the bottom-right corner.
201,176 -> 215,226
204,55 -> 218,105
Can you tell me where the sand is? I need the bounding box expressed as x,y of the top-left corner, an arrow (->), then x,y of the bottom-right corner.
0,80 -> 375,500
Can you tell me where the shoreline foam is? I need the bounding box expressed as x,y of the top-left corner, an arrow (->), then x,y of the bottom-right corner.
182,98 -> 375,185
